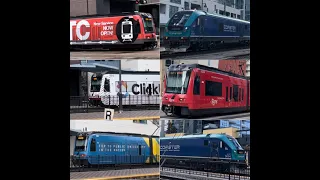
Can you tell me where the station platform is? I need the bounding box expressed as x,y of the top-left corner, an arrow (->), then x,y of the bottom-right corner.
70,110 -> 160,120
70,167 -> 159,180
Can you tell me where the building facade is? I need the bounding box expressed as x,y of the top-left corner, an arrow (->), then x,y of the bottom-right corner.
246,60 -> 250,77
218,60 -> 247,76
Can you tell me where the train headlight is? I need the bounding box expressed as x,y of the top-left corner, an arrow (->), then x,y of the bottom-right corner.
179,98 -> 184,101
165,97 -> 168,100
183,27 -> 188,32
165,37 -> 168,39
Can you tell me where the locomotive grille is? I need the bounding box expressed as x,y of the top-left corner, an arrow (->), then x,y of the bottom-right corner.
168,26 -> 183,31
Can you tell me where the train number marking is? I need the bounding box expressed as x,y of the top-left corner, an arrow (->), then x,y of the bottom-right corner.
211,99 -> 218,106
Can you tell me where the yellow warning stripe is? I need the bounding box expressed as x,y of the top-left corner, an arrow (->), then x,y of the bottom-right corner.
83,173 -> 160,180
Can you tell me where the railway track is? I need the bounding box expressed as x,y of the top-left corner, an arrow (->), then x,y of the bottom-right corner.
160,44 -> 249,59
161,166 -> 250,179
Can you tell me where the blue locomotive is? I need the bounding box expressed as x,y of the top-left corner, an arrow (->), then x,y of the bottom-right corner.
163,10 -> 250,51
160,134 -> 245,162
72,132 -> 160,166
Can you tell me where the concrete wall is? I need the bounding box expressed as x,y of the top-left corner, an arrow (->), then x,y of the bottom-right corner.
70,0 -> 98,16
70,136 -> 76,155
165,133 -> 185,137
203,127 -> 239,138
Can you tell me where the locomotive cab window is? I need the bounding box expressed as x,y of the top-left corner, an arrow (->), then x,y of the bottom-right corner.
142,17 -> 154,33
91,75 -> 102,92
230,87 -> 232,101
90,138 -> 96,152
138,145 -> 142,155
104,79 -> 110,92
204,140 -> 209,146
193,76 -> 200,95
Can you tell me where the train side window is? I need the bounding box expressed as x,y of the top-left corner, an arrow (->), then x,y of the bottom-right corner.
226,87 -> 229,101
242,88 -> 244,101
239,88 -> 241,101
104,79 -> 110,92
233,85 -> 239,102
245,25 -> 248,30
90,138 -> 96,152
193,76 -> 200,95
204,140 -> 209,146
230,87 -> 232,101
205,81 -> 222,96
138,145 -> 142,155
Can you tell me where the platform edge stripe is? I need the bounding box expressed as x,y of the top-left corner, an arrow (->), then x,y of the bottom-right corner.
83,173 -> 160,180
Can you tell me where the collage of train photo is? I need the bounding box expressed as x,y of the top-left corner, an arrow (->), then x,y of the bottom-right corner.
70,1 -> 250,180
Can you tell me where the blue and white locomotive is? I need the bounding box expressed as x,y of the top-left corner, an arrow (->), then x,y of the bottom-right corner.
161,133 -> 245,162
72,132 -> 160,166
162,10 -> 250,52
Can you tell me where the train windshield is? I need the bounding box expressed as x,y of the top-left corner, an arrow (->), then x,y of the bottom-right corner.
166,70 -> 191,94
90,75 -> 102,92
142,17 -> 154,33
168,11 -> 193,27
228,137 -> 243,150
75,136 -> 87,152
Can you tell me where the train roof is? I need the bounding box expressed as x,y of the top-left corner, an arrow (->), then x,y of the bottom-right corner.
168,63 -> 248,80
161,133 -> 230,140
78,131 -> 159,138
70,12 -> 152,20
191,10 -> 250,24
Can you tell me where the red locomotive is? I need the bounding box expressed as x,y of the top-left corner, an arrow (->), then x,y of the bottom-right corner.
162,64 -> 250,117
70,12 -> 157,50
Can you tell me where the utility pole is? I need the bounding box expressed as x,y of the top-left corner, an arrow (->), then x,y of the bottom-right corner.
201,0 -> 203,10
119,60 -> 123,113
87,0 -> 89,15
224,1 -> 226,16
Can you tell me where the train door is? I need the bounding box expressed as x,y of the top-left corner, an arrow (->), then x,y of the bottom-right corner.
196,16 -> 205,35
129,144 -> 138,163
192,72 -> 201,107
138,144 -> 145,164
210,139 -> 219,159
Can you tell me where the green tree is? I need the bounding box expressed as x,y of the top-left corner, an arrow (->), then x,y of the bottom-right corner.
166,121 -> 177,134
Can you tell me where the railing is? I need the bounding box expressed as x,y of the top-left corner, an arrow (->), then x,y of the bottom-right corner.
160,157 -> 250,180
70,155 -> 160,172
70,95 -> 160,113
